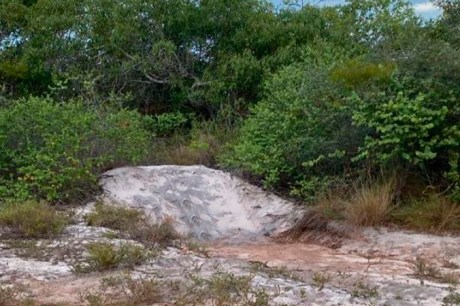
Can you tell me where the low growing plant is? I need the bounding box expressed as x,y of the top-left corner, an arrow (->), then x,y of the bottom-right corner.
86,203 -> 144,231
391,195 -> 460,232
72,242 -> 150,273
85,203 -> 180,247
0,200 -> 68,238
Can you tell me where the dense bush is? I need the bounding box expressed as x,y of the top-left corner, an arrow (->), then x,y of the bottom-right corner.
352,82 -> 460,199
221,62 -> 362,200
0,97 -> 151,202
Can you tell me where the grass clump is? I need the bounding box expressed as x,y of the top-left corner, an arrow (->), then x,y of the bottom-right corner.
344,179 -> 394,226
129,217 -> 180,248
311,271 -> 332,290
391,195 -> 460,232
349,280 -> 379,299
72,242 -> 150,273
185,240 -> 210,257
0,200 -> 68,238
86,203 -> 143,231
86,203 -> 180,247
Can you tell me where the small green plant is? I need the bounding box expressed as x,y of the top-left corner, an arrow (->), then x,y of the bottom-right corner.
0,200 -> 68,238
72,242 -> 150,273
0,97 -> 151,202
444,292 -> 460,306
349,280 -> 379,299
312,271 -> 331,290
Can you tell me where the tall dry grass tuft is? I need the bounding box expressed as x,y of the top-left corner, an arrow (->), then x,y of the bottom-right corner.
391,195 -> 460,232
344,179 -> 395,226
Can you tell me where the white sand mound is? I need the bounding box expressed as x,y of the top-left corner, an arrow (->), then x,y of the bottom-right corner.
100,165 -> 302,240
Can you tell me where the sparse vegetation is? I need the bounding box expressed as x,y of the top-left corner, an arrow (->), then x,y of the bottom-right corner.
249,261 -> 301,282
177,271 -> 270,306
441,272 -> 460,286
349,280 -> 379,299
79,274 -> 162,306
85,203 -> 180,247
0,284 -> 20,306
185,240 -> 210,257
86,203 -> 144,232
72,242 -> 151,273
444,292 -> 460,306
0,200 -> 68,238
129,216 -> 180,248
410,256 -> 441,280
311,271 -> 331,290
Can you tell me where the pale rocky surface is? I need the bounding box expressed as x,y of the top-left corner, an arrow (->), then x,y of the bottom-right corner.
1,165 -> 459,305
100,165 -> 303,241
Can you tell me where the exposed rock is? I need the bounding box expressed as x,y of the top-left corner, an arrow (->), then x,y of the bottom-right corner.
100,165 -> 303,241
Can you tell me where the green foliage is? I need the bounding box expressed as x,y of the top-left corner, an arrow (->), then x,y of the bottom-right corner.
73,242 -> 149,273
0,200 -> 68,238
331,59 -> 396,88
353,91 -> 449,165
0,97 -> 151,202
222,62 -> 360,200
352,86 -> 460,197
150,112 -> 189,137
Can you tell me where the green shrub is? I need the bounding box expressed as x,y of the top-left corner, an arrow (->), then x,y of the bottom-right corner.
352,84 -> 460,200
0,200 -> 68,238
154,120 -> 236,167
150,112 -> 189,137
0,97 -> 151,202
221,63 -> 360,200
73,242 -> 149,273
